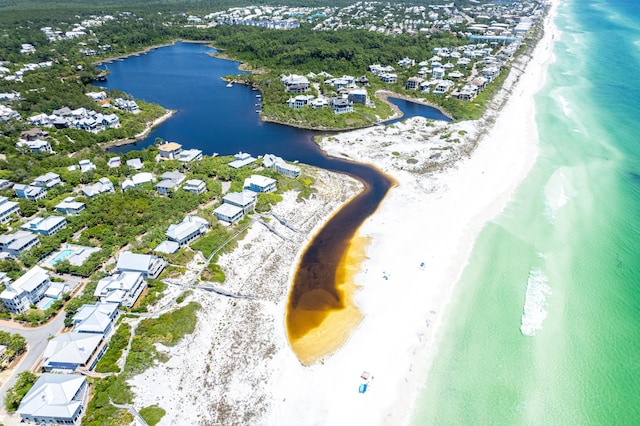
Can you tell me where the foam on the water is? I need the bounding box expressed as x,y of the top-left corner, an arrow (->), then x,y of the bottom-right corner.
543,168 -> 577,223
556,94 -> 572,118
520,268 -> 552,337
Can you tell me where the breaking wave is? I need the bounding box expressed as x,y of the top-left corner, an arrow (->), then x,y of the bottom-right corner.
520,268 -> 552,337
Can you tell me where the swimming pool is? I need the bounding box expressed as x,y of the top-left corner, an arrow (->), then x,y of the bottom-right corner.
41,298 -> 56,310
50,249 -> 74,265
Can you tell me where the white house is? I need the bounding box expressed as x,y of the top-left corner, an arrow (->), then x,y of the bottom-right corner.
107,157 -> 121,168
183,179 -> 207,195
72,302 -> 119,335
0,266 -> 50,313
244,175 -> 276,193
228,152 -> 257,169
21,215 -> 66,236
32,172 -> 62,188
0,231 -> 39,258
115,251 -> 166,279
213,203 -> 245,224
55,197 -> 85,215
126,158 -> 143,170
262,154 -> 301,178
0,196 -> 19,223
13,184 -> 46,201
158,142 -> 182,160
95,271 -> 146,307
157,171 -> 186,193
42,332 -> 104,371
16,139 -> 52,153
222,191 -> 257,214
82,177 -> 114,198
17,373 -> 89,425
178,149 -> 203,163
166,216 -> 209,246
78,159 -> 96,173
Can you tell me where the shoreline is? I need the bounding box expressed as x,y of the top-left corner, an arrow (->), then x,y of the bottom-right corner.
115,2 -> 559,422
99,109 -> 177,150
269,0 -> 559,424
93,39 -> 212,65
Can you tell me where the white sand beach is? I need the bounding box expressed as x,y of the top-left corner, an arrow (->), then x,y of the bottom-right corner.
128,1 -> 558,424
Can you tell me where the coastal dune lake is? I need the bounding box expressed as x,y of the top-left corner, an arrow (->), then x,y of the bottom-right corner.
98,41 -> 449,363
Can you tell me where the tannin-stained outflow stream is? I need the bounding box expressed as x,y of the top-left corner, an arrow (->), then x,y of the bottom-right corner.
286,161 -> 394,365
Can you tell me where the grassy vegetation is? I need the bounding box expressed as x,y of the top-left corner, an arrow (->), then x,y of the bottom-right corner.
191,223 -> 238,259
175,290 -> 192,304
131,279 -> 167,313
202,263 -> 226,283
84,302 -> 200,423
4,371 -> 37,412
139,405 -> 166,426
83,376 -> 134,426
94,323 -> 131,374
124,301 -> 201,375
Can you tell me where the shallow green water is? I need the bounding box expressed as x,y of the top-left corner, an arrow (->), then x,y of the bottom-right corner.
411,0 -> 640,423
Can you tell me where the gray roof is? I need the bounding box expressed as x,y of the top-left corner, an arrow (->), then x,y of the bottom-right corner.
160,171 -> 185,182
116,252 -> 156,273
9,265 -> 49,293
73,302 -> 118,334
223,191 -> 256,208
154,240 -> 180,254
166,216 -> 208,242
42,332 -> 102,368
17,373 -> 86,419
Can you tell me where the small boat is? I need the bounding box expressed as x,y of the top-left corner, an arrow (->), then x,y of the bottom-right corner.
226,82 -> 233,88
252,87 -> 258,91
256,94 -> 262,98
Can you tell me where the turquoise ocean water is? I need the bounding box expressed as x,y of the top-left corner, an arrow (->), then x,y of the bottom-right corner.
411,0 -> 640,424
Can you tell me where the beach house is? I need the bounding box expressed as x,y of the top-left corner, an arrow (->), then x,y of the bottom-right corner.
228,152 -> 257,169
13,184 -> 46,201
16,139 -> 52,153
0,196 -> 19,223
281,74 -> 310,93
115,251 -> 166,279
21,215 -> 67,236
41,332 -> 105,371
94,271 -> 146,307
78,159 -> 96,173
0,265 -> 51,313
262,154 -> 301,178
32,172 -> 62,188
158,142 -> 182,160
72,302 -> 119,335
244,175 -> 276,193
107,157 -> 121,168
222,191 -> 257,215
0,231 -> 40,258
178,148 -> 203,163
82,177 -> 115,198
55,197 -> 86,215
16,373 -> 89,425
156,171 -> 186,196
213,203 -> 245,224
405,77 -> 423,90
183,179 -> 207,195
329,97 -> 354,114
126,158 -> 143,170
20,128 -> 49,141
347,88 -> 370,106
166,215 -> 209,246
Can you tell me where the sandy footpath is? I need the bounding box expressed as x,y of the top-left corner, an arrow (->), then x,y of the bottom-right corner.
128,1 -> 559,424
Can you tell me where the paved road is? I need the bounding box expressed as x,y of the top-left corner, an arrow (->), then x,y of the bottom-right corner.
0,310 -> 66,405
